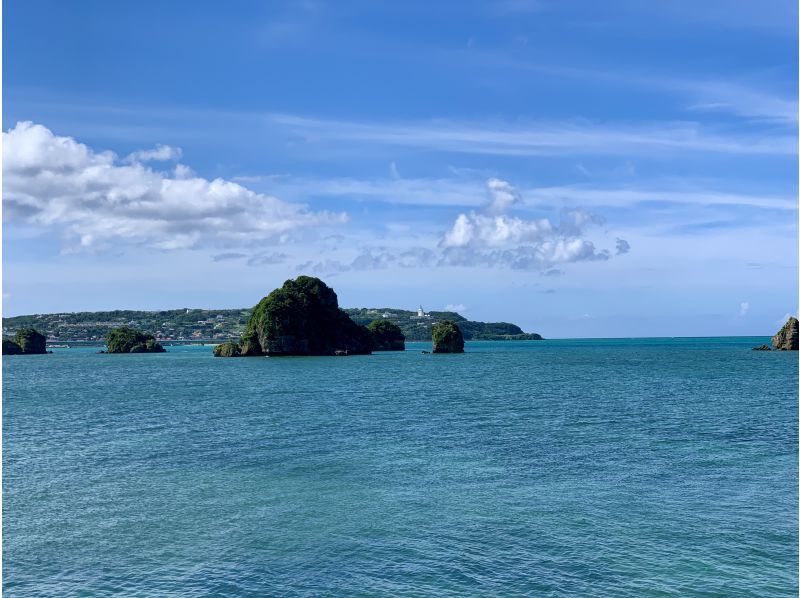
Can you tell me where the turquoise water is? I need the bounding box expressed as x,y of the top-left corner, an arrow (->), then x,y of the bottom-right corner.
4,338 -> 798,596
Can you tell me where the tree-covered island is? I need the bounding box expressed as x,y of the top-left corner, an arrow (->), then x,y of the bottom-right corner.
104,327 -> 166,353
217,276 -> 374,357
432,321 -> 465,353
2,328 -> 48,355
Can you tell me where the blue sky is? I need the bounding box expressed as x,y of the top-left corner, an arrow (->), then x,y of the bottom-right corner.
3,0 -> 798,337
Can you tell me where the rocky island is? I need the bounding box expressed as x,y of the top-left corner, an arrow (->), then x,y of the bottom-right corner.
104,327 -> 166,353
367,320 -> 405,351
771,316 -> 798,351
216,276 -> 374,357
751,316 -> 798,351
2,328 -> 48,355
213,341 -> 241,357
432,320 -> 465,353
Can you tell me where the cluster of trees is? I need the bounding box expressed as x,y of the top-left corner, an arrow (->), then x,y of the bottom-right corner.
220,276 -> 405,357
104,327 -> 166,353
2,328 -> 48,355
3,308 -> 251,342
431,321 -> 465,353
344,308 -> 540,341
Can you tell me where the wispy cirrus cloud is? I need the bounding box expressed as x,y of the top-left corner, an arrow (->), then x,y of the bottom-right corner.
266,112 -> 796,156
238,172 -> 797,214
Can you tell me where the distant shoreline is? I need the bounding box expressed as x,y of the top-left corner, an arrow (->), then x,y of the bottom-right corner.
41,335 -> 774,349
4,307 -> 543,345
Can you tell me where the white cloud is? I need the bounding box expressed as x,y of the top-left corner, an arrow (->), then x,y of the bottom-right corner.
486,177 -> 522,213
444,303 -> 467,313
441,212 -> 554,247
739,301 -> 750,316
439,179 -> 612,269
3,122 -> 346,252
124,144 -> 182,163
299,179 -> 619,274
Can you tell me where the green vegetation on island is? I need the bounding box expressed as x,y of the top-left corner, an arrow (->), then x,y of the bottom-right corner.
3,309 -> 252,344
344,308 -> 541,342
213,341 -> 241,357
2,299 -> 543,346
105,327 -> 166,354
432,321 -> 465,354
217,276 -> 374,357
2,328 -> 48,355
367,320 -> 405,351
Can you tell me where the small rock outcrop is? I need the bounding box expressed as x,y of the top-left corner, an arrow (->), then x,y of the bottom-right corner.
105,327 -> 166,354
368,320 -> 406,351
3,328 -> 48,355
771,316 -> 799,351
752,345 -> 772,351
213,341 -> 241,357
217,276 -> 374,357
431,320 -> 465,354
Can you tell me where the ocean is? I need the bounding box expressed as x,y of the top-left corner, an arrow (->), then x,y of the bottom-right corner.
3,338 -> 798,596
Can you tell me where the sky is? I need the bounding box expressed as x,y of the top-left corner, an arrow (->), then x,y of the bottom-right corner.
2,0 -> 798,338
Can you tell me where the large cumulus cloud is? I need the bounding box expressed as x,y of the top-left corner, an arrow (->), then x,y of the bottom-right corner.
439,179 -> 618,269
3,121 -> 345,251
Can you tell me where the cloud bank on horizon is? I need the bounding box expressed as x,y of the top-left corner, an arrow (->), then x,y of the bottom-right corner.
2,0 -> 797,337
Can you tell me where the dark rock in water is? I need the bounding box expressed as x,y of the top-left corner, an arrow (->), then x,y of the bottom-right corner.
238,276 -> 373,356
3,339 -> 23,355
771,316 -> 799,351
752,345 -> 772,351
105,327 -> 166,353
3,328 -> 48,355
432,320 -> 465,354
213,341 -> 241,357
368,320 -> 406,351
421,350 -> 430,354
14,328 -> 48,354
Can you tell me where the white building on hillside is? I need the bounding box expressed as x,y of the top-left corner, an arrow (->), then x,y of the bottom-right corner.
412,305 -> 430,319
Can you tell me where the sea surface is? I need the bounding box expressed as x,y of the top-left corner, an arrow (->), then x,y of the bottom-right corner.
4,338 -> 798,596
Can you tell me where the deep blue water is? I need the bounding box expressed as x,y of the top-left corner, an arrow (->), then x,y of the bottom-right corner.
4,338 -> 798,596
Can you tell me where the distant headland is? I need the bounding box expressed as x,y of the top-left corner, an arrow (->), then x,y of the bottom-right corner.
2,288 -> 543,346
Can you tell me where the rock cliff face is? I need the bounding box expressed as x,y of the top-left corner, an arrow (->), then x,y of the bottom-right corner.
105,327 -> 166,353
213,341 -> 241,357
222,276 -> 373,357
2,328 -> 48,355
431,321 -> 465,354
368,320 -> 406,351
771,316 -> 799,351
